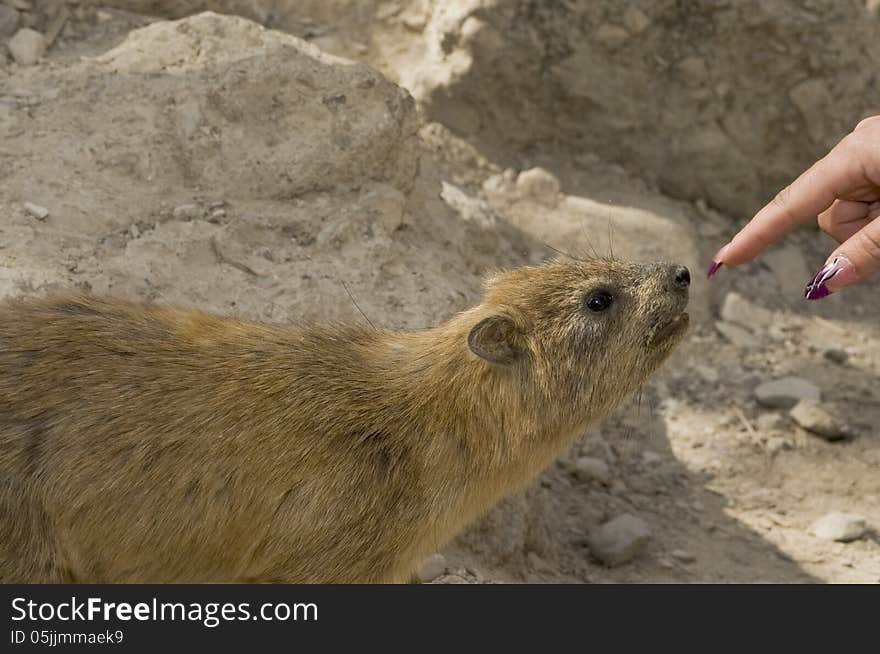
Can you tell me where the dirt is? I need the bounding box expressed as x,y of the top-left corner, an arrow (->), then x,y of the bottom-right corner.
2,2 -> 878,583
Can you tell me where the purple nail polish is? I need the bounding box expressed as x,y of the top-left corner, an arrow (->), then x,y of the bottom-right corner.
804,256 -> 844,300
804,283 -> 831,300
706,260 -> 723,278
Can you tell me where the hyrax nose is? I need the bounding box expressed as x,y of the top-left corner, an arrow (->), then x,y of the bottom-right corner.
672,266 -> 691,289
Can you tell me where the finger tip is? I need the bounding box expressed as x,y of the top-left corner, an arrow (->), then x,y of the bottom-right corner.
706,260 -> 723,278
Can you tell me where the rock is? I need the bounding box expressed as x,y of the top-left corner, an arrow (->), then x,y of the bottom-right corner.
578,433 -> 616,464
754,377 -> 820,409
789,79 -> 833,143
676,57 -> 708,86
23,202 -> 49,220
811,512 -> 867,542
417,553 -> 447,582
594,24 -> 630,51
515,167 -> 560,207
586,514 -> 651,567
90,13 -> 419,200
764,244 -> 811,296
172,204 -> 200,221
622,7 -> 651,35
670,549 -> 696,563
694,364 -> 719,383
571,456 -> 611,484
440,182 -> 495,229
7,28 -> 47,65
719,291 -> 774,329
789,399 -> 852,441
822,348 -> 848,365
0,5 -> 19,40
715,321 -> 759,348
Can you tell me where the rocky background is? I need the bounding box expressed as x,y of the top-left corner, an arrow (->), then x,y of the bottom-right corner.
1,0 -> 878,582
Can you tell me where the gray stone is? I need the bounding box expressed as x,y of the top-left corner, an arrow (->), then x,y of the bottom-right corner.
719,291 -> 774,329
586,514 -> 651,567
754,377 -> 820,409
7,28 -> 46,66
715,321 -> 759,348
811,512 -> 867,542
789,399 -> 852,441
764,244 -> 811,296
0,5 -> 18,40
417,553 -> 447,582
572,456 -> 611,484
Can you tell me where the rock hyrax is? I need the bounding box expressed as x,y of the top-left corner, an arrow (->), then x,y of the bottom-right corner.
0,258 -> 690,582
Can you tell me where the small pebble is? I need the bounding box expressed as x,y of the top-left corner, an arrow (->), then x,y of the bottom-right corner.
586,513 -> 651,567
754,376 -> 820,409
670,549 -> 696,564
811,512 -> 867,542
172,203 -> 200,220
571,456 -> 611,484
23,201 -> 49,220
789,399 -> 852,441
7,28 -> 47,66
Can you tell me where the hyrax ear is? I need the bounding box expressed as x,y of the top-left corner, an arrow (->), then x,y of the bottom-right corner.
467,314 -> 522,365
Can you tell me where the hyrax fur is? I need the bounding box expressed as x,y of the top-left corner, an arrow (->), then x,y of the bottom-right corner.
0,259 -> 690,583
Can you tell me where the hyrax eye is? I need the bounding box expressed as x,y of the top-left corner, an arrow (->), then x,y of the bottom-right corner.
585,291 -> 613,312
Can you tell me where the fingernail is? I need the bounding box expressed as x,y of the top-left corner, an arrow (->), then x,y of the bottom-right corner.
804,255 -> 854,300
706,260 -> 723,278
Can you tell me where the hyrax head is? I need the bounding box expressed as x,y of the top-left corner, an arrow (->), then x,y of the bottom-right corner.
466,258 -> 690,424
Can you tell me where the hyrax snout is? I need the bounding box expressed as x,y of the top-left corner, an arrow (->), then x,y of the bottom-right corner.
0,258 -> 689,582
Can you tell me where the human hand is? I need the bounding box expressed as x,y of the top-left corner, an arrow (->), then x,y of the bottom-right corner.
708,116 -> 880,299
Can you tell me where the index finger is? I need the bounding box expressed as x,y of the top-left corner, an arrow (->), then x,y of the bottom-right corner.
717,143 -> 852,266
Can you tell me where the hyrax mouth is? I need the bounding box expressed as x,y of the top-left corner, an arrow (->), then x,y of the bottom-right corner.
647,311 -> 690,346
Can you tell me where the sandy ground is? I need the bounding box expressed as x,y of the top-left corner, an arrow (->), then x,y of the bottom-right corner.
1,2 -> 878,583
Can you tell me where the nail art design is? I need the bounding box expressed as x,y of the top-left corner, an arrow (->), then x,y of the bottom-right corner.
706,260 -> 723,278
804,256 -> 846,300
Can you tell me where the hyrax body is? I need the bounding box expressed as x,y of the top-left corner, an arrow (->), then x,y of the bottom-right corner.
0,259 -> 690,583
